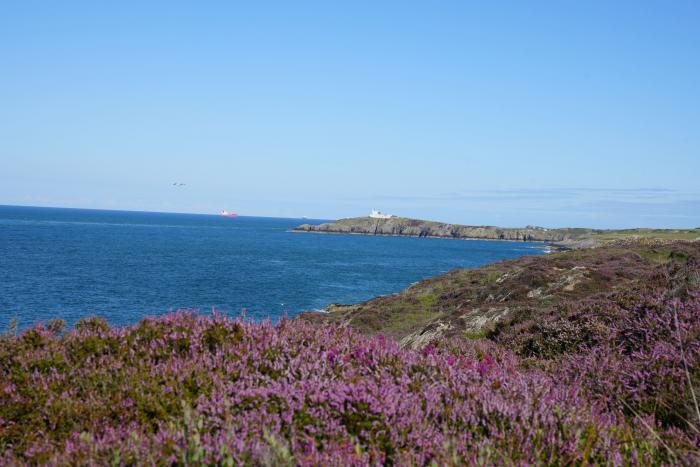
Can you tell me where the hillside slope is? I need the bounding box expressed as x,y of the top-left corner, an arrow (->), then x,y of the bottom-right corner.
299,239 -> 700,351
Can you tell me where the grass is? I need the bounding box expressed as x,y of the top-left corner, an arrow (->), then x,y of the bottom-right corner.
464,330 -> 489,340
638,248 -> 691,264
592,229 -> 700,241
379,303 -> 438,336
418,292 -> 438,310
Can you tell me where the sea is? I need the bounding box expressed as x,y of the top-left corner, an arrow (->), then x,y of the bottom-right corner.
0,205 -> 546,330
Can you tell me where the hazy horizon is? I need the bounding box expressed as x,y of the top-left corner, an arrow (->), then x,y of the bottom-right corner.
2,2 -> 699,229
3,202 -> 699,231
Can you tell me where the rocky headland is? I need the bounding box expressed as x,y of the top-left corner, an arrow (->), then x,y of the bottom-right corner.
293,216 -> 700,250
293,216 -> 591,242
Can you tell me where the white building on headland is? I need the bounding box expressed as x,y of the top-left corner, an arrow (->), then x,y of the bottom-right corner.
370,209 -> 395,219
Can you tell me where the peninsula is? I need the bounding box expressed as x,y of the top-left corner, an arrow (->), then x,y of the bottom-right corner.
293,213 -> 700,249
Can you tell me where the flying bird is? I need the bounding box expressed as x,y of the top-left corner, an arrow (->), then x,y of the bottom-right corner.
172,182 -> 186,187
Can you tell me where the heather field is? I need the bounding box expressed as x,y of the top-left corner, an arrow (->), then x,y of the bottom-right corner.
4,0 -> 700,464
2,242 -> 700,465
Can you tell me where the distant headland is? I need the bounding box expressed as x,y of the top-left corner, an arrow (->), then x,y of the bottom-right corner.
293,211 -> 700,250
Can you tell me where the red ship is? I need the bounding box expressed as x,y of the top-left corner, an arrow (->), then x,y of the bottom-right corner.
220,210 -> 238,217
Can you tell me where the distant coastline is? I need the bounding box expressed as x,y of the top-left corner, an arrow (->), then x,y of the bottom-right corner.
292,216 -> 599,250
292,215 -> 700,250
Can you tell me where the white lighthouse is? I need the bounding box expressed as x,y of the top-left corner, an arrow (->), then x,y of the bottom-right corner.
369,209 -> 395,219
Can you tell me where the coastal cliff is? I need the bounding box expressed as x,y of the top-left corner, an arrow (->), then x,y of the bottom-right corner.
293,217 -> 700,250
293,216 -> 600,246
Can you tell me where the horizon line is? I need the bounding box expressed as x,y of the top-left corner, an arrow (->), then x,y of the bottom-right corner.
0,203 -> 333,222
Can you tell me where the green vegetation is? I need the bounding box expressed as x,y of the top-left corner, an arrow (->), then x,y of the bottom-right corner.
591,228 -> 700,241
418,292 -> 438,310
463,330 -> 489,340
637,248 -> 691,264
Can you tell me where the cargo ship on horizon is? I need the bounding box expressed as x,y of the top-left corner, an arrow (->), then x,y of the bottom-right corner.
220,210 -> 238,217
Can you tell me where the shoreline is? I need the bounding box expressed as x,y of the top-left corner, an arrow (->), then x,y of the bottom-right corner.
297,238 -> 700,342
289,228 -> 569,251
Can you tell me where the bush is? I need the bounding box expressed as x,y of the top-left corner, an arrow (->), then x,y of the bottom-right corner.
560,293 -> 700,434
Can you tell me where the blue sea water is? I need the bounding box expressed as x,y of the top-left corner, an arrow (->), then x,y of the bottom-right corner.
0,205 -> 546,330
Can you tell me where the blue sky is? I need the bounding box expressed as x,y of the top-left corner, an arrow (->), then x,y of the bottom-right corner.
1,1 -> 699,228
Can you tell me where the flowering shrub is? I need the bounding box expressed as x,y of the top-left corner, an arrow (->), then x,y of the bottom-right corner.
1,310 -> 698,465
560,293 -> 700,436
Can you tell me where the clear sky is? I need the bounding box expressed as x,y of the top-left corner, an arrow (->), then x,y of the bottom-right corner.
1,1 -> 699,228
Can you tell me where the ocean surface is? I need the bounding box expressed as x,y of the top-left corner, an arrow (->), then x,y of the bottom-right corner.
0,205 -> 546,330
